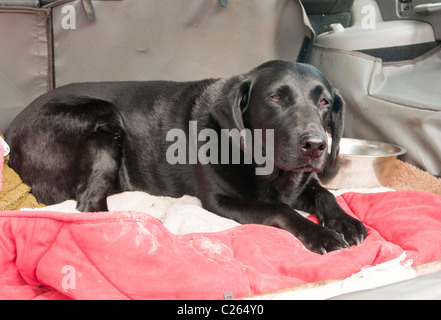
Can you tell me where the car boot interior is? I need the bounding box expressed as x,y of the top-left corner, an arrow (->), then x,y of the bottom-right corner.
304,0 -> 441,177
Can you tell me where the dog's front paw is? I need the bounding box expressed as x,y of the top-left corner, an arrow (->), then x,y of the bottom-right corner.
324,215 -> 367,246
298,225 -> 350,254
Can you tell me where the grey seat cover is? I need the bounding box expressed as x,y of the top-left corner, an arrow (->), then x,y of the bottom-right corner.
0,0 -> 314,132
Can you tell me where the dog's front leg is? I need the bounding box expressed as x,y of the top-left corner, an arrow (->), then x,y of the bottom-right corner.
205,196 -> 350,254
294,177 -> 367,246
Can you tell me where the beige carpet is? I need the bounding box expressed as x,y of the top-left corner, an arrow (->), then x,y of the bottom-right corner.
380,159 -> 441,196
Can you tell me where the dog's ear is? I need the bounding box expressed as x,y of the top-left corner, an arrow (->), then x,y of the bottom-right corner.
328,90 -> 345,166
212,77 -> 251,131
210,77 -> 251,149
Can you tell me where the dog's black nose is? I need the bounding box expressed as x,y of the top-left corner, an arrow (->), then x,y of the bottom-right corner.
300,135 -> 327,158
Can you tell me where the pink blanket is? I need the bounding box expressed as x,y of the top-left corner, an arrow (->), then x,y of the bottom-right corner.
1,190 -> 441,300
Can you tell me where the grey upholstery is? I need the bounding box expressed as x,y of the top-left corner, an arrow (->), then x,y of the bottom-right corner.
309,44 -> 441,176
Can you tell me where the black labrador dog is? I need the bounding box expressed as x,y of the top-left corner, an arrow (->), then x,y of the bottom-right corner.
5,60 -> 366,254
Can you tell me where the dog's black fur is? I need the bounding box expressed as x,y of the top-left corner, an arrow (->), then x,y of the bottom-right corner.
5,60 -> 366,254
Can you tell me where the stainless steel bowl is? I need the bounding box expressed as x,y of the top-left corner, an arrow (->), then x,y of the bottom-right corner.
319,138 -> 407,189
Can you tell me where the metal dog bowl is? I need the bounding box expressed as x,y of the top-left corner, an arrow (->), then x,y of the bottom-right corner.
319,138 -> 406,189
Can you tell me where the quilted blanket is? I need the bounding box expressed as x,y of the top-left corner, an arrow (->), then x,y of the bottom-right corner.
1,190 -> 441,300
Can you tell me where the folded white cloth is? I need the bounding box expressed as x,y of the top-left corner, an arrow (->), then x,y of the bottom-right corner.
24,191 -> 240,235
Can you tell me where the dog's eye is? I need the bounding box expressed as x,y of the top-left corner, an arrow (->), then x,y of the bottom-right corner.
271,94 -> 281,101
319,98 -> 330,106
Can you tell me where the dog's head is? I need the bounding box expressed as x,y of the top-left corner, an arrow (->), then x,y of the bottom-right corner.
211,60 -> 344,174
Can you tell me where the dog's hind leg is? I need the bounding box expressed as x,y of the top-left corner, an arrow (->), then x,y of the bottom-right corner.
75,122 -> 123,212
6,96 -> 125,211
